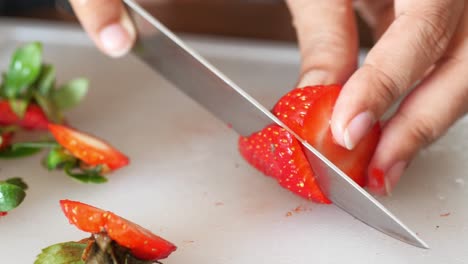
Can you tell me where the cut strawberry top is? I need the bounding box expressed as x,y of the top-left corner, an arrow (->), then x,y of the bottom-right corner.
48,124 -> 129,170
60,200 -> 177,261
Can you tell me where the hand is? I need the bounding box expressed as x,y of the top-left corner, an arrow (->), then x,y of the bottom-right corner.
69,0 -> 136,57
286,0 -> 468,195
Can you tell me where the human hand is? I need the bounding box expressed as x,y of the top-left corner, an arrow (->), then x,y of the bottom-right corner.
286,0 -> 468,195
69,0 -> 137,57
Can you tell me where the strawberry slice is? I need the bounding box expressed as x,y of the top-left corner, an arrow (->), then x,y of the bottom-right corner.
239,124 -> 331,203
48,124 -> 129,170
60,200 -> 106,233
60,200 -> 177,261
301,85 -> 380,186
0,101 -> 49,130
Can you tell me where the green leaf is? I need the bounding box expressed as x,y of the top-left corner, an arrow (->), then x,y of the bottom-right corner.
34,241 -> 87,264
37,64 -> 56,96
8,99 -> 28,118
64,163 -> 108,184
5,177 -> 28,190
34,91 -> 62,123
0,145 -> 42,159
3,42 -> 43,98
0,183 -> 26,212
53,78 -> 88,111
12,141 -> 59,150
44,148 -> 76,170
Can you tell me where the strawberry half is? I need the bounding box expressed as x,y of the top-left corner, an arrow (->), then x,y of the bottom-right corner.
239,124 -> 330,203
60,200 -> 177,261
48,124 -> 129,171
301,85 -> 380,186
0,101 -> 49,130
239,85 -> 381,202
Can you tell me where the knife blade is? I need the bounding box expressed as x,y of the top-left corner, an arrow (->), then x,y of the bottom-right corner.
123,0 -> 428,249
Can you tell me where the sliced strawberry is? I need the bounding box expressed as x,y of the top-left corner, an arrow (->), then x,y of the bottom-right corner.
60,200 -> 106,233
0,132 -> 14,150
106,213 -> 177,260
0,101 -> 49,130
48,124 -> 129,170
272,85 -> 330,134
60,200 -> 177,261
239,124 -> 331,203
301,85 -> 381,186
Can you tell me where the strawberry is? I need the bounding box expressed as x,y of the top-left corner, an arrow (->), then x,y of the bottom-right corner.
0,132 -> 13,150
239,125 -> 331,203
239,85 -> 381,202
272,85 -> 329,134
0,101 -> 49,130
48,124 -> 129,171
60,200 -> 177,261
301,85 -> 380,186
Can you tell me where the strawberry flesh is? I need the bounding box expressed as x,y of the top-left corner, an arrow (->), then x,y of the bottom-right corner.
48,124 -> 129,170
60,200 -> 177,261
301,85 -> 380,186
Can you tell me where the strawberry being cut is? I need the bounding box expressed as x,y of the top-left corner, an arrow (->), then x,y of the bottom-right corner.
0,101 -> 49,130
239,124 -> 331,203
239,85 -> 381,203
48,124 -> 129,171
35,200 -> 177,263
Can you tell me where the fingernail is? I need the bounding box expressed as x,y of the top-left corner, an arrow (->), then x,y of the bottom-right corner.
297,70 -> 329,87
384,161 -> 407,195
343,111 -> 374,150
99,13 -> 135,57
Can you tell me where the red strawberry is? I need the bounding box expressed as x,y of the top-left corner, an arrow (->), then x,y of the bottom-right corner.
48,124 -> 129,171
0,101 -> 49,130
60,200 -> 177,261
239,124 -> 331,203
301,85 -> 380,186
239,85 -> 380,202
272,85 -> 329,134
0,132 -> 13,150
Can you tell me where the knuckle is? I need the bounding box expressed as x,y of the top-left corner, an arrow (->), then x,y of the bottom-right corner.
362,63 -> 403,106
398,111 -> 440,146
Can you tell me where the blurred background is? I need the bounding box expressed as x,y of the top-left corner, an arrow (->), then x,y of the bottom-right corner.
0,0 -> 374,47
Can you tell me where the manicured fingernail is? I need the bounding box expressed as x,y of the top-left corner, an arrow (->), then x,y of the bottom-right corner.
297,70 -> 329,87
384,161 -> 407,195
343,111 -> 374,150
99,13 -> 135,57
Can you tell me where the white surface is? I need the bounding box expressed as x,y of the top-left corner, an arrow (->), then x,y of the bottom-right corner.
0,20 -> 467,264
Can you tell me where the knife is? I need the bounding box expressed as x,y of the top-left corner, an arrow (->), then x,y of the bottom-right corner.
123,0 -> 428,249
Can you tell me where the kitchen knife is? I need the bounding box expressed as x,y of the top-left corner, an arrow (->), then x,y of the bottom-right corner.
123,0 -> 428,249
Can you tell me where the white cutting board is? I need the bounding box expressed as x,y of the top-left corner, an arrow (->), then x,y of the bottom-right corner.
0,20 -> 467,264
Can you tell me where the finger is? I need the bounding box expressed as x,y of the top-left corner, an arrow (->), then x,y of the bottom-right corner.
368,48 -> 468,195
331,0 -> 464,150
70,0 -> 136,57
286,0 -> 358,86
353,0 -> 394,38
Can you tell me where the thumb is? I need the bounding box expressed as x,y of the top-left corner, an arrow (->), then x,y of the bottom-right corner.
286,0 -> 358,86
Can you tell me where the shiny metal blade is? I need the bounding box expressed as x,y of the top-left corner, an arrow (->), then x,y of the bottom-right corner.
124,0 -> 428,249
